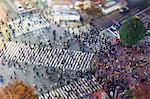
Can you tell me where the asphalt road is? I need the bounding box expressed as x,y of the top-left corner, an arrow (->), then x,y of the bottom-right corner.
91,0 -> 150,29
91,6 -> 148,29
1,0 -> 149,28
0,0 -> 17,18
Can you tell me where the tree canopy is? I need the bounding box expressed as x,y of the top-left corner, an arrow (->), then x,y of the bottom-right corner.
119,16 -> 146,46
0,80 -> 37,99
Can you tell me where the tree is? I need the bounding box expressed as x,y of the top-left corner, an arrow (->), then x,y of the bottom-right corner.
119,16 -> 146,46
0,80 -> 37,99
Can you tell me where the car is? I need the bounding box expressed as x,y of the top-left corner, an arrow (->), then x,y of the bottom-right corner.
108,28 -> 120,39
112,30 -> 120,39
110,26 -> 117,31
14,1 -> 24,13
146,29 -> 150,32
120,7 -> 129,13
111,24 -> 120,30
146,29 -> 150,36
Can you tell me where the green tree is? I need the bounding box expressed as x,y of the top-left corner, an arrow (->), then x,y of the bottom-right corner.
119,16 -> 146,46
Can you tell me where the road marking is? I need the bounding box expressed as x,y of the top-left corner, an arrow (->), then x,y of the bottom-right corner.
0,3 -> 8,10
135,6 -> 150,16
130,8 -> 140,15
6,0 -> 16,12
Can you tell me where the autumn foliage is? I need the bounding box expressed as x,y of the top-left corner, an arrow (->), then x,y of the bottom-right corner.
131,82 -> 150,99
0,80 -> 37,99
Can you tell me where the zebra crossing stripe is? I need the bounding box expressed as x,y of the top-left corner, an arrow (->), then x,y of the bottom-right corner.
8,16 -> 51,37
2,42 -> 94,71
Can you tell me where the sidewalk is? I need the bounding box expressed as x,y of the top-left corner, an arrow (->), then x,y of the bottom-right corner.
0,3 -> 7,24
0,3 -> 9,49
0,25 -> 9,49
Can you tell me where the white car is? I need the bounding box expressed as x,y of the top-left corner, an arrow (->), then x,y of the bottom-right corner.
110,25 -> 117,31
108,28 -> 120,39
14,1 -> 24,13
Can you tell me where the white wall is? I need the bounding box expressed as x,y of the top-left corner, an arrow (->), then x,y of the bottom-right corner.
102,4 -> 121,14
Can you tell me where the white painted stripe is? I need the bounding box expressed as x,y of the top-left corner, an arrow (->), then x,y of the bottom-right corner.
6,0 -> 16,12
1,3 -> 8,10
135,7 -> 150,16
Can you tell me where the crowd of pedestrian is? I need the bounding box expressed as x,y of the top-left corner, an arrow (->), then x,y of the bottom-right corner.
74,29 -> 150,98
0,8 -> 149,99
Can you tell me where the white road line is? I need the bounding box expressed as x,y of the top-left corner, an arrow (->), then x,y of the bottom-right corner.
130,8 -> 140,15
6,0 -> 16,12
1,3 -> 8,10
135,7 -> 150,16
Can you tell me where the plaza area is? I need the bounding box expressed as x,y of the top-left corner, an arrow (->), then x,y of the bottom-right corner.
0,0 -> 150,99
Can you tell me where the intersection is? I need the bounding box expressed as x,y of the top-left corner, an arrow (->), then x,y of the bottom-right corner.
0,0 -> 149,99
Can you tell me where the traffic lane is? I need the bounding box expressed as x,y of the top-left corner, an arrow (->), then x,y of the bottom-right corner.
91,13 -> 124,29
92,17 -> 113,29
4,0 -> 16,12
134,7 -> 150,28
91,10 -> 123,29
127,0 -> 149,9
91,7 -> 141,29
1,0 -> 17,18
109,7 -> 141,23
145,9 -> 150,15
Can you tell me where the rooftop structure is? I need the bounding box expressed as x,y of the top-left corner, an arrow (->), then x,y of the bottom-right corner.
101,0 -> 127,14
47,0 -> 72,5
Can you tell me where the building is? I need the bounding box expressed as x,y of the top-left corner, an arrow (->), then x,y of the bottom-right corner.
47,0 -> 72,5
74,0 -> 92,10
51,6 -> 80,24
101,0 -> 127,15
48,0 -> 80,24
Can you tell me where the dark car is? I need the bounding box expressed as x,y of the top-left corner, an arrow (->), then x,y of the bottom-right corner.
120,7 -> 129,13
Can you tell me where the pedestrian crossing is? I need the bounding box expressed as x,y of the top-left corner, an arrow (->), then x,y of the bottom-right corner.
66,24 -> 93,35
8,15 -> 51,37
39,79 -> 102,99
83,38 -> 110,53
81,28 -> 110,53
84,42 -> 102,52
1,42 -> 94,71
